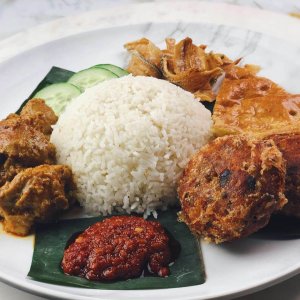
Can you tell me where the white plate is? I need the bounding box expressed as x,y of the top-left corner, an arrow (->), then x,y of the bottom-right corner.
0,22 -> 300,300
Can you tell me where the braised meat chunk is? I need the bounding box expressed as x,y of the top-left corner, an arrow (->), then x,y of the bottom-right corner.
0,164 -> 75,236
0,99 -> 57,187
178,135 -> 287,243
20,98 -> 58,136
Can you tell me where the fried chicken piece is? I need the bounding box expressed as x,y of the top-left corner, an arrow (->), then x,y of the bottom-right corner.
124,38 -> 163,78
162,38 -> 259,102
159,37 -> 227,102
0,99 -> 57,186
126,53 -> 162,78
178,135 -> 287,243
125,38 -> 162,68
20,98 -> 58,136
222,63 -> 260,80
161,55 -> 223,99
0,164 -> 75,236
269,133 -> 300,217
213,75 -> 300,137
125,37 -> 248,102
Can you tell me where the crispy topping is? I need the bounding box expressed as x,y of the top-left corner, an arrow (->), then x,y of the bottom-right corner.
124,37 -> 258,102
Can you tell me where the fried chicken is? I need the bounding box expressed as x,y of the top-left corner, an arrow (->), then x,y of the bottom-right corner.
178,135 -> 287,243
213,74 -> 300,137
124,37 -> 257,102
0,165 -> 75,236
125,38 -> 163,78
0,99 -> 57,187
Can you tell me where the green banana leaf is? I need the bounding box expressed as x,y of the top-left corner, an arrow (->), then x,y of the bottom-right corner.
28,209 -> 205,289
202,101 -> 215,114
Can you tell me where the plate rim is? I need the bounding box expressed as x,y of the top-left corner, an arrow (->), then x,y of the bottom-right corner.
1,261 -> 299,300
1,20 -> 300,300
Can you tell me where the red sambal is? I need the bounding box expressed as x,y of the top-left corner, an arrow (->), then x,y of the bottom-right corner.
61,215 -> 176,281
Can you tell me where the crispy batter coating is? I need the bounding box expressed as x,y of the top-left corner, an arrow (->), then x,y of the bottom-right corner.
125,38 -> 162,68
0,99 -> 57,187
0,164 -> 75,236
124,37 -> 256,102
160,38 -> 224,101
269,133 -> 300,217
222,64 -> 261,80
213,75 -> 300,137
178,135 -> 287,243
124,38 -> 163,78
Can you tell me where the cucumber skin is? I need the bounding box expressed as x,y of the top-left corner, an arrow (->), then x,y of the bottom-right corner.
91,64 -> 129,77
34,82 -> 81,97
17,66 -> 75,114
34,82 -> 81,115
18,65 -> 127,115
67,68 -> 118,91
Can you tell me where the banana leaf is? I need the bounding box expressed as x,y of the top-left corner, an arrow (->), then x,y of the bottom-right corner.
202,101 -> 215,113
28,209 -> 205,289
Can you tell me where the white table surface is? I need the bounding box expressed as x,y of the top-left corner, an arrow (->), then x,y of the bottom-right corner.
0,0 -> 299,41
0,1 -> 300,299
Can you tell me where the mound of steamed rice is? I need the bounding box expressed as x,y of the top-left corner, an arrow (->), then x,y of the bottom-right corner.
50,75 -> 212,216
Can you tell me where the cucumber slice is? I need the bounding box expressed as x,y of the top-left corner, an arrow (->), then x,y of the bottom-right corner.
91,64 -> 129,77
34,83 -> 81,116
68,68 -> 118,91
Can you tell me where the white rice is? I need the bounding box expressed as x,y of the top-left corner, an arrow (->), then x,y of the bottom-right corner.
50,75 -> 212,216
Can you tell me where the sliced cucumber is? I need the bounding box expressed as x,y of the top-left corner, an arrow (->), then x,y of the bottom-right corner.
91,64 -> 129,77
34,83 -> 81,116
67,68 -> 118,91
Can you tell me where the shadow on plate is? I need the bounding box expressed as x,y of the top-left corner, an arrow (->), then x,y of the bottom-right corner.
215,215 -> 300,255
251,215 -> 300,240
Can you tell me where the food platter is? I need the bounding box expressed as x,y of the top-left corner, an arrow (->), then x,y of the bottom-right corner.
1,22 -> 300,300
